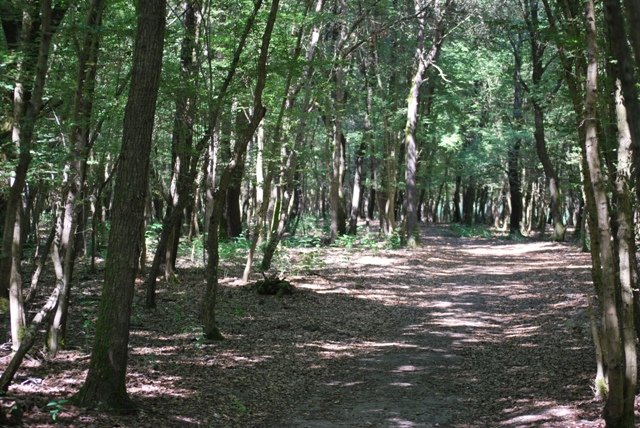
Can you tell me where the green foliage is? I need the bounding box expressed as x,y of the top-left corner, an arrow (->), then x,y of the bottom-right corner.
219,236 -> 250,260
229,395 -> 248,416
332,234 -> 358,249
384,229 -> 404,250
46,399 -> 69,422
296,250 -> 326,273
449,224 -> 493,238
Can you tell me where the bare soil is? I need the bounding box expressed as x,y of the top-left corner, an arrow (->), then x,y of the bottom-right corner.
1,224 -> 627,427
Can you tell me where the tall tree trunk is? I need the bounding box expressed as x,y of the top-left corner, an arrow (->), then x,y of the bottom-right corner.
347,57 -> 370,235
203,0 -> 278,340
508,36 -> 524,235
74,0 -> 166,411
524,0 -> 565,241
582,2 -> 633,425
453,175 -> 462,222
403,0 -> 447,245
145,0 -> 260,306
330,71 -> 347,241
0,1 -> 67,350
603,0 -> 640,205
244,0 -> 320,280
611,77 -> 637,427
48,0 -> 105,357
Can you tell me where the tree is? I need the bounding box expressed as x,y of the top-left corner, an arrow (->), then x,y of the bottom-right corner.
74,0 -> 166,412
508,36 -> 524,236
403,0 -> 449,245
581,0 -> 635,424
203,0 -> 279,340
47,0 -> 107,358
520,0 -> 565,241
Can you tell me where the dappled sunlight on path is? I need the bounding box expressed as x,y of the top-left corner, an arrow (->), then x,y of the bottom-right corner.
4,225 -> 603,427
277,225 -> 600,427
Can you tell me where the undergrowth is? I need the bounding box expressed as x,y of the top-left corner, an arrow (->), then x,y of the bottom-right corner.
449,223 -> 493,238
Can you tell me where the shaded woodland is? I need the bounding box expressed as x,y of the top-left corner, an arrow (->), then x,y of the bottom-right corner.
1,0 -> 640,426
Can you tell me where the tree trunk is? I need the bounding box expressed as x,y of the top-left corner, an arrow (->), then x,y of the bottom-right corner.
583,2 -> 633,425
403,0 -> 447,245
524,0 -> 565,241
74,0 -> 166,412
462,178 -> 475,226
347,61 -> 369,235
603,0 -> 640,205
508,36 -> 524,235
203,0 -> 278,339
611,77 -> 637,426
1,1 -> 67,350
48,0 -> 105,357
146,0 -> 260,306
453,175 -> 462,222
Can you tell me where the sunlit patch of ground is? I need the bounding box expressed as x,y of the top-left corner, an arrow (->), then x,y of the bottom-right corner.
1,224 -> 610,427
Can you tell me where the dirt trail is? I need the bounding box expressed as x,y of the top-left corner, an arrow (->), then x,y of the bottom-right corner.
269,226 -> 601,427
3,225 -> 606,427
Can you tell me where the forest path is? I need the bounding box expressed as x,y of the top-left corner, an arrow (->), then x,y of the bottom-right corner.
269,225 -> 600,427
5,225 -> 605,427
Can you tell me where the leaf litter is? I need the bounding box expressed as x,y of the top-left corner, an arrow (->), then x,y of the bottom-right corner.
0,225 -> 628,426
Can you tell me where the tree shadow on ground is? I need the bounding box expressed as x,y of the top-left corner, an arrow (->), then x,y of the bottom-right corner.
2,225 -> 609,427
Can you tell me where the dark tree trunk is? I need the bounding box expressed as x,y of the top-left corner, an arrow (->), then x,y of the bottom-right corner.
462,178 -> 475,226
145,0 -> 259,307
48,0 -> 106,358
603,0 -> 640,205
524,0 -> 565,241
453,175 -> 462,223
508,140 -> 523,234
74,0 -> 166,412
203,0 -> 277,339
508,36 -> 524,235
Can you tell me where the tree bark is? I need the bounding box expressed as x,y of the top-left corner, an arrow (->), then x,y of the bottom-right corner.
508,36 -> 524,235
603,0 -> 640,205
1,0 -> 67,350
74,0 -> 166,412
146,0 -> 261,306
203,0 -> 278,339
48,0 -> 106,357
611,77 -> 637,427
404,0 -> 447,245
583,2 -> 632,425
524,0 -> 565,241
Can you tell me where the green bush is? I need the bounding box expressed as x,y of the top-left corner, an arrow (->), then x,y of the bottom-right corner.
449,223 -> 492,238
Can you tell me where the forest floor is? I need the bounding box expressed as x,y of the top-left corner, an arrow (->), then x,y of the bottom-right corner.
1,223 -> 631,427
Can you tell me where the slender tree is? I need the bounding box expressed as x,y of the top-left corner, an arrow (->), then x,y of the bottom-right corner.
404,0 -> 449,244
203,0 -> 279,340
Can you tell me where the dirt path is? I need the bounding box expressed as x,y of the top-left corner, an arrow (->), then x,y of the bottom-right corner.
266,226 -> 602,427
3,225 -> 607,427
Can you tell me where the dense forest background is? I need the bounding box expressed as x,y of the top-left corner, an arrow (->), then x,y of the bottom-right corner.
1,0 -> 640,425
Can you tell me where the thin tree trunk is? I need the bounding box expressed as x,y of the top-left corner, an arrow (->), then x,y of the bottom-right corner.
611,77 -> 637,425
404,0 -> 447,245
1,1 -> 67,350
508,36 -> 524,235
146,0 -> 261,306
48,0 -> 106,357
203,0 -> 278,340
524,0 -> 565,241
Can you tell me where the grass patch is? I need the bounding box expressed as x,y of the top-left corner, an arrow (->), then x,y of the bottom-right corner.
449,223 -> 493,238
